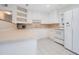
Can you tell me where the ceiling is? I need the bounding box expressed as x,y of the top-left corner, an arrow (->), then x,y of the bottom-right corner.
27,4 -> 71,13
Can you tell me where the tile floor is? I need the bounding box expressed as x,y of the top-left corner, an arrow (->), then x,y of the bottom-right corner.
37,38 -> 74,55
0,28 -> 75,55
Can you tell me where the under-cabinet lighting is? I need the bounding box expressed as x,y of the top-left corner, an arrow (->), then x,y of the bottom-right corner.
4,11 -> 12,15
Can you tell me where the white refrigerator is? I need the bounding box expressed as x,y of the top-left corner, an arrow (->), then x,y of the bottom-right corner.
64,8 -> 79,54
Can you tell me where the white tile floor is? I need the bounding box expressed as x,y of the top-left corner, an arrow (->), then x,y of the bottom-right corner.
37,38 -> 74,55
0,28 -> 75,55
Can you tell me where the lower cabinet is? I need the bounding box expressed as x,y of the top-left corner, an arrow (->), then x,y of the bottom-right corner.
49,29 -> 64,45
54,29 -> 64,45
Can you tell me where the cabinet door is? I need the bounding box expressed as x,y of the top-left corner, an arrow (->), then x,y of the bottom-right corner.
72,8 -> 79,54
64,10 -> 73,50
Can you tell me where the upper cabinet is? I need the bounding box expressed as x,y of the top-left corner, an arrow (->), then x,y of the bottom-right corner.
15,6 -> 27,23
0,5 -> 13,22
0,4 -> 27,23
41,11 -> 59,24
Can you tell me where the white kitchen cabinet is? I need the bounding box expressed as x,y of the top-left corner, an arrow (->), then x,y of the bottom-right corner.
49,29 -> 64,45
41,11 -> 59,24
0,4 -> 27,23
12,5 -> 27,23
54,29 -> 64,45
64,10 -> 73,50
0,4 -> 15,11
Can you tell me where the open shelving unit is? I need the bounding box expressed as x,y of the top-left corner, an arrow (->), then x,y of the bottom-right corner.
16,6 -> 27,23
